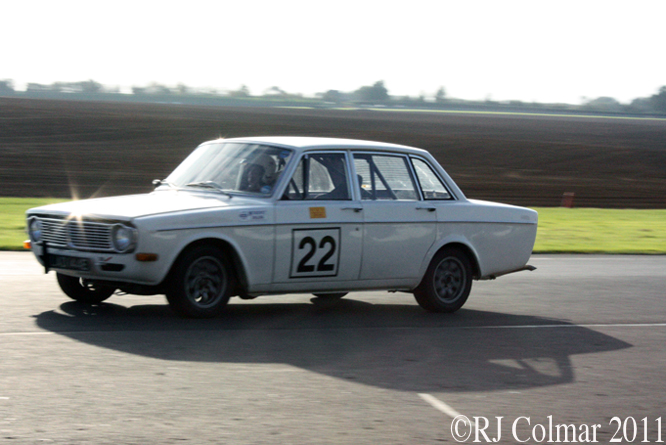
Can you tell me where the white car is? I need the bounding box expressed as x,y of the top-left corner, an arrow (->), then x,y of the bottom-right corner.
26,136 -> 537,318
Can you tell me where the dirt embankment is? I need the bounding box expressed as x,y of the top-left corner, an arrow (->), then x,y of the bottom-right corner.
1,97 -> 665,208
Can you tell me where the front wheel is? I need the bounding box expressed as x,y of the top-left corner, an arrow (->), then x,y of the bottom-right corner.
413,248 -> 473,313
166,245 -> 232,318
56,273 -> 115,304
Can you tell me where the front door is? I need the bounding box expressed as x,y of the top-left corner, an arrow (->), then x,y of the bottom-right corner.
273,152 -> 363,290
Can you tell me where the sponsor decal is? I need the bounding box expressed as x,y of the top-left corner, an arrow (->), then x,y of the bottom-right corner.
239,210 -> 267,221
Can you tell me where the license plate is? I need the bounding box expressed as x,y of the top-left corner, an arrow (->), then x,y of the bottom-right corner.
49,254 -> 91,272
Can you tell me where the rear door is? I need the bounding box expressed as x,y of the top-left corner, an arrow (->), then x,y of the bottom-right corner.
353,152 -> 437,281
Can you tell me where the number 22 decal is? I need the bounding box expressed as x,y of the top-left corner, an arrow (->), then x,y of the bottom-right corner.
297,236 -> 336,273
290,229 -> 340,278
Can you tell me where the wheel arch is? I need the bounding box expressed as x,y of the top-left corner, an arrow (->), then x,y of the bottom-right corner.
439,242 -> 481,279
165,237 -> 249,296
421,240 -> 482,281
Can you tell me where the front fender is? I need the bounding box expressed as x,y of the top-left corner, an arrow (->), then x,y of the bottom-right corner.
145,225 -> 273,289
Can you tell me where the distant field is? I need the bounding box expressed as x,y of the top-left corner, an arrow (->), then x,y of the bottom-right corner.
372,107 -> 666,121
2,198 -> 664,253
2,98 -> 665,253
1,97 -> 665,208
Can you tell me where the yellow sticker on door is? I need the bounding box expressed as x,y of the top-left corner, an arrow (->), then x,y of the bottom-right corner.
309,207 -> 327,219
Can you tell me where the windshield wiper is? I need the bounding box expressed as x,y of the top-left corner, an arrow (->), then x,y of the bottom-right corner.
152,179 -> 177,188
186,181 -> 232,197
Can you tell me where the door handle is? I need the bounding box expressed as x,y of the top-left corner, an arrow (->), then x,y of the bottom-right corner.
416,206 -> 436,212
342,206 -> 363,213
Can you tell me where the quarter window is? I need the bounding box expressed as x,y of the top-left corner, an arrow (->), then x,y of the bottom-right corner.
411,158 -> 452,200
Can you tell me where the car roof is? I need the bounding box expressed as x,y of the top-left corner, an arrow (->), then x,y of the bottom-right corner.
209,136 -> 430,156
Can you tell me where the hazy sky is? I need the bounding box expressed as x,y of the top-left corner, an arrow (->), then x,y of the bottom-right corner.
2,0 -> 665,104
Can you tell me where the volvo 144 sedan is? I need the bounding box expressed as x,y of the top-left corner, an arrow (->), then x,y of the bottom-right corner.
26,136 -> 537,318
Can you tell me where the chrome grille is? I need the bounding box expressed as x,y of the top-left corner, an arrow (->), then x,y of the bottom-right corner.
40,218 -> 113,252
68,221 -> 112,250
41,219 -> 69,246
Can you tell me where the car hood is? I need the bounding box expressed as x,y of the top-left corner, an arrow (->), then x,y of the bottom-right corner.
27,191 -> 267,220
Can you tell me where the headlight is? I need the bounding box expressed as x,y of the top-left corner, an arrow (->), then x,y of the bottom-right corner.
111,224 -> 137,253
28,218 -> 43,243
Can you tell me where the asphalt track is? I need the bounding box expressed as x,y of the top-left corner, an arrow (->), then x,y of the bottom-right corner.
1,252 -> 665,444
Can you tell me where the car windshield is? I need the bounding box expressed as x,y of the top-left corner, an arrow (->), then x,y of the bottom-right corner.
163,142 -> 294,196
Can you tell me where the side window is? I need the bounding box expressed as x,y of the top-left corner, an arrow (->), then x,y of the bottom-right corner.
411,158 -> 452,200
282,153 -> 350,200
353,154 -> 418,201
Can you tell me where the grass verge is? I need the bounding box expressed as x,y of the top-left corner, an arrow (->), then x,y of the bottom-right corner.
533,207 -> 666,254
1,198 -> 665,253
0,198 -> 67,251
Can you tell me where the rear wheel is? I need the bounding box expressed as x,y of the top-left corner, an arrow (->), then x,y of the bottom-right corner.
166,245 -> 232,318
56,273 -> 115,304
413,247 -> 473,313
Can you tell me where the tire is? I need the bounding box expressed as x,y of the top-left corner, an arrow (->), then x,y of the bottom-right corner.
312,292 -> 348,300
56,273 -> 115,304
166,245 -> 232,318
413,247 -> 473,313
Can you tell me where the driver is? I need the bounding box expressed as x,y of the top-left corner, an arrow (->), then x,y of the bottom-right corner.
241,154 -> 277,193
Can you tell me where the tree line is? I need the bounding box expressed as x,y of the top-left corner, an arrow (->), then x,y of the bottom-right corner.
1,78 -> 665,115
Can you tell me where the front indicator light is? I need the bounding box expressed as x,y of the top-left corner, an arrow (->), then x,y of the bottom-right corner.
135,253 -> 158,262
23,240 -> 32,250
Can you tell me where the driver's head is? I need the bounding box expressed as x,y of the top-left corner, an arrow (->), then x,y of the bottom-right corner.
245,163 -> 265,191
244,154 -> 276,192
